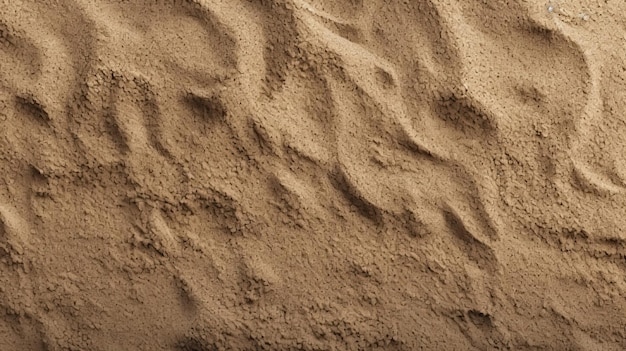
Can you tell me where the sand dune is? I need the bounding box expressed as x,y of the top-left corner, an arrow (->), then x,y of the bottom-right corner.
2,0 -> 626,349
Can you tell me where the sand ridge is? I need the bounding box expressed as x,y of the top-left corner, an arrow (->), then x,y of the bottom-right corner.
2,0 -> 626,349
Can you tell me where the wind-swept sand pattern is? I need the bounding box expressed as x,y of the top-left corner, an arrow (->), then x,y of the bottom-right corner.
2,0 -> 626,349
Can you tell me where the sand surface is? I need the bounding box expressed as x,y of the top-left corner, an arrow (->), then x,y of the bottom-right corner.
2,0 -> 626,349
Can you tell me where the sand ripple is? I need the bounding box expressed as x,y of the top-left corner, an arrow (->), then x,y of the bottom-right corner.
2,0 -> 626,349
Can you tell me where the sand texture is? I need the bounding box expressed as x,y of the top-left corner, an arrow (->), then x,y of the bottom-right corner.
2,0 -> 626,349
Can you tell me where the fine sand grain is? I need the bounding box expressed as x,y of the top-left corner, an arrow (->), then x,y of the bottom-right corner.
2,0 -> 626,350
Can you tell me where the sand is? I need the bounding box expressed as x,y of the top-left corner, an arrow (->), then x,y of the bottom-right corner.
1,0 -> 626,349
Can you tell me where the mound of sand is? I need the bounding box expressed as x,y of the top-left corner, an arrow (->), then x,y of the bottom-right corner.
2,0 -> 626,349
